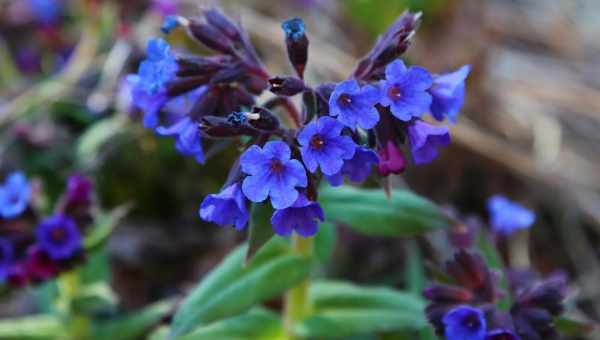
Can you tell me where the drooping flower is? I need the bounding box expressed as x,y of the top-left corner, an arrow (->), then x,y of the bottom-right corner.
240,141 -> 307,209
0,238 -> 13,282
0,171 -> 31,219
36,214 -> 82,261
407,120 -> 450,164
326,146 -> 379,186
271,193 -> 324,237
379,59 -> 433,121
487,195 -> 535,235
328,79 -> 381,130
377,141 -> 406,175
156,116 -> 205,164
297,116 -> 356,176
485,329 -> 520,340
442,305 -> 487,340
430,65 -> 471,123
199,183 -> 249,230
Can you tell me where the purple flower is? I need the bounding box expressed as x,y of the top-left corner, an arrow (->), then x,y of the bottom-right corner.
407,120 -> 450,164
127,74 -> 169,128
379,59 -> 432,121
485,329 -> 520,340
65,174 -> 93,207
0,238 -> 14,282
28,0 -> 62,25
443,305 -> 487,340
36,214 -> 82,261
240,141 -> 308,209
152,0 -> 178,17
298,116 -> 356,175
282,17 -> 305,41
271,194 -> 324,237
139,38 -> 178,94
487,195 -> 535,235
377,141 -> 406,176
0,171 -> 31,219
156,116 -> 205,164
199,183 -> 249,230
329,79 -> 381,130
326,146 -> 379,186
24,246 -> 58,282
430,65 -> 470,123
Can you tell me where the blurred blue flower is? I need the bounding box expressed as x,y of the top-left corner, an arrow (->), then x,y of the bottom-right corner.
485,329 -> 520,340
156,116 -> 205,164
407,120 -> 450,164
240,141 -> 307,209
326,146 -> 379,186
161,15 -> 180,34
298,116 -> 356,176
28,0 -> 62,25
379,59 -> 432,121
36,214 -> 81,261
0,171 -> 31,219
329,79 -> 380,130
127,74 -> 168,128
0,238 -> 14,282
430,65 -> 471,123
271,193 -> 324,237
199,183 -> 249,230
138,38 -> 178,95
487,195 -> 535,235
443,305 -> 486,340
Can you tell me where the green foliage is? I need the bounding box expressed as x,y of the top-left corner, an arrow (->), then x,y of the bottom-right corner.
0,315 -> 67,340
314,222 -> 337,263
294,281 -> 427,338
246,203 -> 275,262
170,237 -> 313,337
319,186 -> 448,236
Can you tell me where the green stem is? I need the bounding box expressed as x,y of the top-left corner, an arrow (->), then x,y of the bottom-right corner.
57,270 -> 89,340
283,234 -> 313,339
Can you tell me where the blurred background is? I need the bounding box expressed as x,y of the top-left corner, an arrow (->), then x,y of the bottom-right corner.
1,0 -> 600,332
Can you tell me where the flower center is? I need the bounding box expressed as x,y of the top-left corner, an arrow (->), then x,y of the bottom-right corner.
310,134 -> 325,150
337,93 -> 352,107
50,227 -> 67,244
387,85 -> 403,100
9,194 -> 19,204
462,313 -> 481,331
270,160 -> 284,173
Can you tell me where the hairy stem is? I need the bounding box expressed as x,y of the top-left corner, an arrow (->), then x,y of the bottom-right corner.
283,234 -> 313,339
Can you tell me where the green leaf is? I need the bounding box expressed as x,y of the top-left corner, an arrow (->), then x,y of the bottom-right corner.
555,315 -> 598,337
93,299 -> 175,340
76,115 -> 126,167
0,315 -> 67,340
296,281 -> 426,338
404,240 -> 425,296
84,204 -> 131,252
315,222 -> 336,263
170,237 -> 313,337
72,282 -> 118,314
148,326 -> 170,340
246,203 -> 275,263
177,308 -> 284,340
319,186 -> 448,236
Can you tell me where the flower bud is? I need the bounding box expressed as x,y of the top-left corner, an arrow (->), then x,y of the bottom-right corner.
377,141 -> 406,176
247,107 -> 280,131
200,116 -> 257,138
282,17 -> 309,79
204,8 -> 240,41
268,76 -> 305,96
188,21 -> 233,54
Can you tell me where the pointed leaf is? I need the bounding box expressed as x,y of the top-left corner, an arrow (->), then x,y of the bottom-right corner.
315,222 -> 336,263
246,203 -> 274,262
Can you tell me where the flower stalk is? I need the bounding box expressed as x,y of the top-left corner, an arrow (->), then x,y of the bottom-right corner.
283,234 -> 313,339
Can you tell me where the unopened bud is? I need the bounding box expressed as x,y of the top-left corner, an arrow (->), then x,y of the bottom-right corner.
268,76 -> 305,96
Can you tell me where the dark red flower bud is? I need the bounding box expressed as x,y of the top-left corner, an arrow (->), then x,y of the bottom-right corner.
377,141 -> 406,175
7,263 -> 29,287
423,284 -> 474,303
188,21 -> 233,54
247,107 -> 280,131
200,116 -> 258,138
204,8 -> 240,41
282,18 -> 309,79
24,246 -> 59,283
176,55 -> 228,77
268,76 -> 305,96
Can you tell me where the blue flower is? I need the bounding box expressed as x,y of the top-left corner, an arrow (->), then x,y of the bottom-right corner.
379,59 -> 433,121
0,238 -> 14,282
430,65 -> 470,123
156,116 -> 205,164
0,171 -> 31,219
407,120 -> 450,164
485,329 -> 520,340
138,38 -> 178,94
29,0 -> 62,25
487,195 -> 535,235
326,146 -> 379,186
298,116 -> 357,175
240,141 -> 308,209
161,15 -> 180,34
199,183 -> 249,230
282,17 -> 305,41
36,214 -> 82,261
271,193 -> 324,237
443,305 -> 487,340
329,79 -> 381,130
127,74 -> 168,128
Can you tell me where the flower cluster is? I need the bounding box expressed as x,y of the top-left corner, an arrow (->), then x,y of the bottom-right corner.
0,172 -> 95,287
127,8 -> 469,237
425,198 -> 569,340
